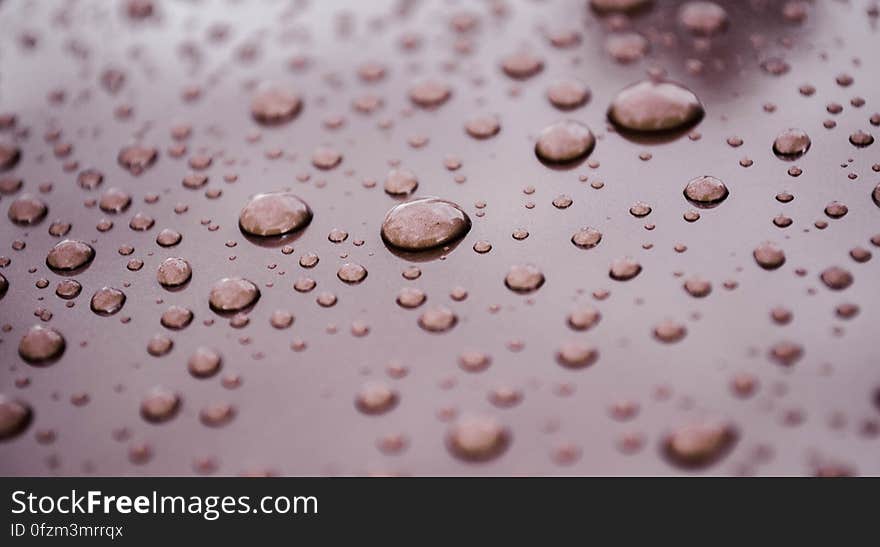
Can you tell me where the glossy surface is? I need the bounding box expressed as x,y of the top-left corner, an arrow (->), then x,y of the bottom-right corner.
0,0 -> 878,477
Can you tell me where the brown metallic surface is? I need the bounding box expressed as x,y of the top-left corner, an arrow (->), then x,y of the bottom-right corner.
0,0 -> 878,476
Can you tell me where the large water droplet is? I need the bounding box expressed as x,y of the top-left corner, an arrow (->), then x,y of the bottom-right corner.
678,1 -> 729,36
556,341 -> 599,369
18,325 -> 65,365
46,239 -> 95,272
683,175 -> 729,208
505,264 -> 545,292
0,395 -> 32,440
209,277 -> 260,312
609,257 -> 642,281
608,80 -> 704,134
90,287 -> 126,315
772,128 -> 811,160
8,194 -> 47,225
662,421 -> 738,469
753,242 -> 785,270
157,257 -> 192,288
355,382 -> 399,415
239,192 -> 312,237
534,120 -> 595,165
381,197 -> 471,251
446,415 -> 510,462
251,86 -> 302,125
384,168 -> 419,196
418,306 -> 458,332
140,387 -> 180,423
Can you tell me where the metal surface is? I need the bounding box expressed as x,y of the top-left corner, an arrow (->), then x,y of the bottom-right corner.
0,0 -> 878,475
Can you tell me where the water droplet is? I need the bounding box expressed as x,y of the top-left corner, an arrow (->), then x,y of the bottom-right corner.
571,227 -> 603,249
18,325 -> 65,364
188,347 -> 222,378
160,305 -> 193,329
200,403 -> 236,427
99,187 -> 132,214
118,145 -> 158,175
606,32 -> 649,64
156,229 -> 182,247
46,239 -> 95,272
446,415 -> 509,462
678,1 -> 729,36
535,120 -> 595,165
609,257 -> 642,281
337,263 -> 367,284
662,421 -> 738,469
384,168 -> 419,196
408,80 -> 452,109
269,310 -> 294,329
465,115 -> 501,139
156,257 -> 192,288
769,341 -> 803,366
501,51 -> 544,79
140,387 -> 180,423
504,264 -> 545,292
608,80 -> 704,134
209,278 -> 260,312
355,382 -> 399,415
90,287 -> 126,315
381,197 -> 471,251
683,277 -> 711,297
849,130 -> 874,147
753,242 -> 786,270
772,128 -> 811,160
147,334 -> 173,356
556,341 -> 599,369
418,306 -> 457,332
683,175 -> 729,207
0,395 -> 32,440
819,267 -> 853,290
546,79 -> 590,110
0,143 -> 22,172
311,146 -> 342,170
653,320 -> 687,343
396,287 -> 426,308
567,308 -> 601,331
55,279 -> 82,299
239,192 -> 312,237
8,194 -> 48,225
251,86 -> 302,125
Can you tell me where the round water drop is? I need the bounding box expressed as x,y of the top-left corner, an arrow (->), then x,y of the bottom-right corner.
608,80 -> 704,134
662,421 -> 738,469
209,277 -> 260,312
773,128 -> 811,160
91,287 -> 126,315
157,257 -> 192,288
753,242 -> 785,270
251,86 -> 302,125
140,387 -> 180,423
683,175 -> 729,208
505,264 -> 545,292
8,194 -> 47,225
384,168 -> 419,197
678,1 -> 729,36
446,415 -> 510,462
381,197 -> 471,251
535,120 -> 595,164
239,192 -> 312,237
18,325 -> 65,365
0,395 -> 32,440
46,239 -> 95,272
